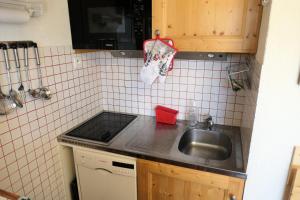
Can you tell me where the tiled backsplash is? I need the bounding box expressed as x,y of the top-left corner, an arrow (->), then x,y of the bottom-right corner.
0,46 -> 103,199
101,52 -> 246,126
241,57 -> 262,168
0,46 -> 248,199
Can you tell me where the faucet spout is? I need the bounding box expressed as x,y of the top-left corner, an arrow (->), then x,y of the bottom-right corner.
205,116 -> 214,130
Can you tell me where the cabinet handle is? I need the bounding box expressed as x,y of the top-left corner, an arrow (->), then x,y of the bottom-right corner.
230,195 -> 237,200
94,168 -> 113,174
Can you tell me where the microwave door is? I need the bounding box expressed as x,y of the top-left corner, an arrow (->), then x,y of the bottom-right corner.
80,0 -> 136,50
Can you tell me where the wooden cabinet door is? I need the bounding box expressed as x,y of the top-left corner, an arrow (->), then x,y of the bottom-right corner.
152,0 -> 262,53
137,159 -> 245,200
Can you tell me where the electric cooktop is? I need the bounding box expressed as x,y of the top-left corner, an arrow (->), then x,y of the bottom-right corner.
66,112 -> 137,144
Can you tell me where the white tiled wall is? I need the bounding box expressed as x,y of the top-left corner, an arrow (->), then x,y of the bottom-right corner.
101,52 -> 247,126
0,46 -> 248,199
241,56 -> 262,168
0,46 -> 103,199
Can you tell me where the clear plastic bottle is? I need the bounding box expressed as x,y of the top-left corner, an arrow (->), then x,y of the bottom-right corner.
188,101 -> 198,127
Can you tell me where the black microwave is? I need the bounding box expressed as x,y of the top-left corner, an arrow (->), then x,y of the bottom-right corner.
67,0 -> 152,50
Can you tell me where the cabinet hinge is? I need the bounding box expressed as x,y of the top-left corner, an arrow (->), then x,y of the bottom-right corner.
261,0 -> 270,6
161,0 -> 166,9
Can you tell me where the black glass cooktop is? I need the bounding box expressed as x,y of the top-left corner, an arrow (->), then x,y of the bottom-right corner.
66,112 -> 137,143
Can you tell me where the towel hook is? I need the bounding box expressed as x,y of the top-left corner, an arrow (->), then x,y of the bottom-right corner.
155,29 -> 160,38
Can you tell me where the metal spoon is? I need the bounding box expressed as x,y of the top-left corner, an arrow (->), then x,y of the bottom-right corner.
23,42 -> 33,94
0,90 -> 8,115
12,43 -> 26,101
23,42 -> 40,99
2,44 -> 23,108
33,43 -> 52,100
0,82 -> 16,115
0,43 -> 17,115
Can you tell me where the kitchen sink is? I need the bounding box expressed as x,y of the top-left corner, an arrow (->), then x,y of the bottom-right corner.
178,129 -> 232,160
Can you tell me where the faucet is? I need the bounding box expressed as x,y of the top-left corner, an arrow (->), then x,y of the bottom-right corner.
205,115 -> 214,130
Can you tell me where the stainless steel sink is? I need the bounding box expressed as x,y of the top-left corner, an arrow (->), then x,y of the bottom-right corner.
178,129 -> 232,160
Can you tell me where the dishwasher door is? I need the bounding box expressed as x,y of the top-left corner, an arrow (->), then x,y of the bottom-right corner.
74,149 -> 137,200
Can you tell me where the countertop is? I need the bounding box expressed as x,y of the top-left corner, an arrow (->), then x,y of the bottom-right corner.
0,189 -> 20,200
57,114 -> 246,179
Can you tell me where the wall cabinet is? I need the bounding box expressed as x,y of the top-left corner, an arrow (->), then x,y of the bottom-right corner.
137,159 -> 245,200
152,0 -> 263,53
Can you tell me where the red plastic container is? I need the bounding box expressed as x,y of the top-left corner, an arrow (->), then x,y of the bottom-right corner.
155,106 -> 178,125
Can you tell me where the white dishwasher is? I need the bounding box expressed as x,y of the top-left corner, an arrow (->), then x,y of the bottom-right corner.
73,148 -> 137,200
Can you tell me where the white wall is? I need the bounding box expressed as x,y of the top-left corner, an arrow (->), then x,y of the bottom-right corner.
0,0 -> 72,46
244,0 -> 300,199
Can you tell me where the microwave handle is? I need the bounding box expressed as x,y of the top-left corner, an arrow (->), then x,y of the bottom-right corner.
146,16 -> 152,38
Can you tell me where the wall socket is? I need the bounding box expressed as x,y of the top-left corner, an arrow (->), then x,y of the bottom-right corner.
72,56 -> 82,69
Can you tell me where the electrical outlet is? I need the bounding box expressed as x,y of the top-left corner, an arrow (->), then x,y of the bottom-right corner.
72,56 -> 82,69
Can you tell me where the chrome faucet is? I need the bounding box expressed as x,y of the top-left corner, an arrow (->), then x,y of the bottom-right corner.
205,115 -> 214,130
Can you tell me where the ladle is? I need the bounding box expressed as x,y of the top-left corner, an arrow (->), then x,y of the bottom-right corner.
0,81 -> 16,115
30,43 -> 52,100
23,42 -> 39,98
2,43 -> 23,108
23,42 -> 33,95
0,43 -> 17,114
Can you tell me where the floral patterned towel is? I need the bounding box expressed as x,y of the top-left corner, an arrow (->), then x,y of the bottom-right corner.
140,38 -> 177,85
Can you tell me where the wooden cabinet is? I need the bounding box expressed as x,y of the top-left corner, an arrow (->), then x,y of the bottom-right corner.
152,0 -> 263,53
285,147 -> 300,200
137,159 -> 245,200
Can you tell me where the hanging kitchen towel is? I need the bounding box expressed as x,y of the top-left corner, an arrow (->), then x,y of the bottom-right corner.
140,58 -> 160,85
140,37 -> 177,85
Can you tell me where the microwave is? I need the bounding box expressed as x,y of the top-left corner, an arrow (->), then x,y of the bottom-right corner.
67,0 -> 152,50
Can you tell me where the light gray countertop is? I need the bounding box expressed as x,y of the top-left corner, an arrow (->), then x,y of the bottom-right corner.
57,114 -> 246,179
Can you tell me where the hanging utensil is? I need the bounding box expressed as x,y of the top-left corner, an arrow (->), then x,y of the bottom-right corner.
0,81 -> 16,115
24,42 -> 39,98
0,88 -> 8,115
0,44 -> 17,115
23,42 -> 34,94
2,43 -> 23,108
11,43 -> 26,101
32,42 -> 52,100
